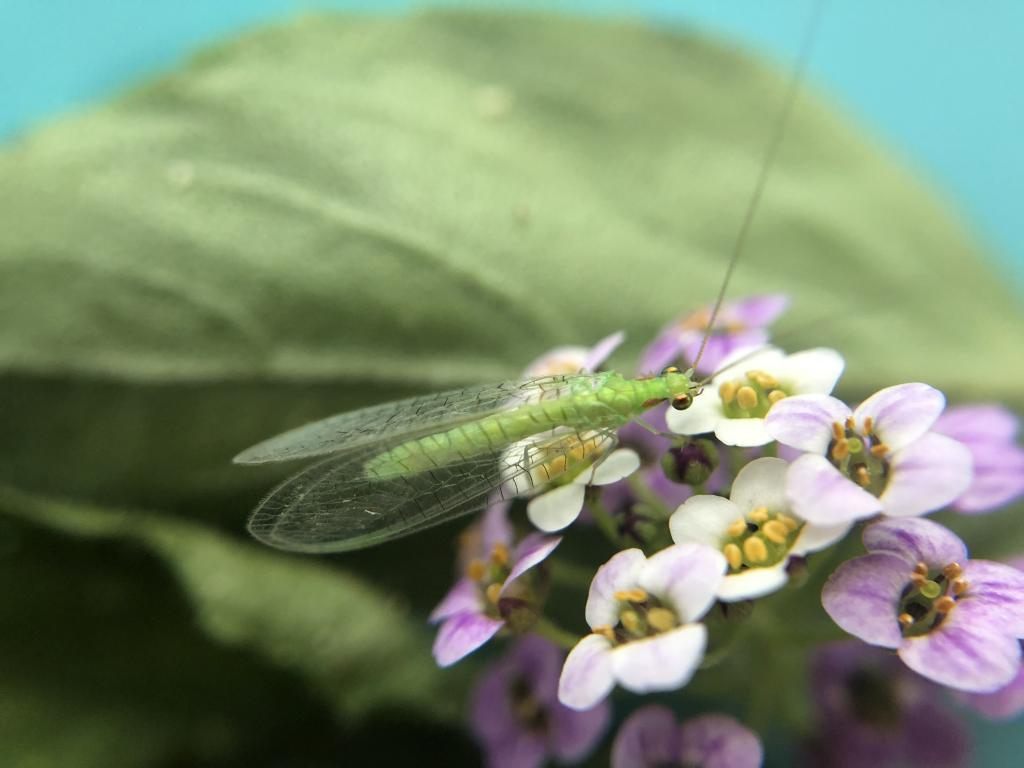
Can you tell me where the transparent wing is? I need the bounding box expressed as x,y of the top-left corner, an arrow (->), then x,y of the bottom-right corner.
248,426 -> 619,553
233,375 -> 594,465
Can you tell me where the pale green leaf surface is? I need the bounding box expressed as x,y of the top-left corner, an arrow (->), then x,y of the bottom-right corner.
0,11 -> 1021,507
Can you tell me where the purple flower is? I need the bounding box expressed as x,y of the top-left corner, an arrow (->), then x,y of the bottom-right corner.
822,517 -> 1024,692
933,404 -> 1024,514
611,705 -> 763,768
806,641 -> 971,768
765,383 -> 974,525
667,345 -> 845,447
431,512 -> 561,667
524,331 -> 625,377
557,544 -> 727,710
641,294 -> 789,376
670,457 -> 851,602
470,636 -> 611,768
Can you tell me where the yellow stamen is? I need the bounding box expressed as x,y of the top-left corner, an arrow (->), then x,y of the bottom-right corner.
910,572 -> 927,587
491,542 -> 510,567
620,609 -> 642,634
743,536 -> 769,564
943,563 -> 962,580
914,562 -> 929,576
863,416 -> 875,434
832,421 -> 845,441
467,559 -> 486,582
953,578 -> 969,596
777,514 -> 800,532
723,543 -> 743,570
845,416 -> 856,431
854,466 -> 871,487
762,520 -> 788,545
613,588 -> 648,603
898,612 -> 915,628
870,443 -> 889,458
593,625 -> 615,641
736,386 -> 758,410
485,583 -> 503,605
935,596 -> 956,614
726,518 -> 748,538
647,608 -> 676,633
767,389 -> 787,404
748,506 -> 769,523
831,440 -> 850,461
719,381 -> 738,404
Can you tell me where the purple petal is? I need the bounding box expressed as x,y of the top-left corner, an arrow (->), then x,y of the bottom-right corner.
953,442 -> 1024,514
432,611 -> 504,667
585,548 -> 647,629
504,634 -> 564,703
503,534 -> 561,591
854,383 -> 945,452
558,634 -> 615,711
899,611 -> 1022,692
470,652 -> 527,748
960,665 -> 1024,720
862,517 -> 968,566
430,577 -> 481,623
678,714 -> 764,768
638,543 -> 726,622
485,732 -> 549,768
639,325 -> 685,374
821,553 -> 907,648
881,433 -> 974,517
764,394 -> 851,453
681,330 -> 771,377
610,624 -> 707,694
958,560 -> 1024,637
583,330 -> 626,371
934,404 -> 1019,446
480,501 -> 515,551
730,293 -> 790,327
549,695 -> 612,763
610,705 -> 680,768
786,453 -> 882,525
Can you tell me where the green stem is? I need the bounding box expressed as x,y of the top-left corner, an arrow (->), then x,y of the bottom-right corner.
588,495 -> 621,546
550,558 -> 596,590
533,617 -> 580,650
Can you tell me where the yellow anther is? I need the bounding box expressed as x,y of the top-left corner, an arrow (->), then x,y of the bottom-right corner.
898,612 -> 915,628
914,562 -> 929,576
870,443 -> 889,458
953,578 -> 969,596
863,416 -> 875,434
723,543 -> 743,571
748,506 -> 770,524
726,518 -> 748,538
777,514 -> 800,532
743,536 -> 769,564
943,563 -> 962,580
934,596 -> 956,614
910,572 -> 927,587
747,370 -> 779,390
491,542 -> 510,567
593,625 -> 616,641
736,386 -> 759,410
485,583 -> 503,605
762,520 -> 789,544
467,559 -> 486,582
647,607 -> 676,633
767,389 -> 787,405
854,466 -> 871,487
845,416 -> 856,431
831,440 -> 850,461
719,380 -> 739,404
613,588 -> 648,604
620,609 -> 642,634
832,421 -> 845,441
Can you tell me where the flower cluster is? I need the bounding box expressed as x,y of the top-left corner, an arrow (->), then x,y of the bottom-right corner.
428,295 -> 1024,767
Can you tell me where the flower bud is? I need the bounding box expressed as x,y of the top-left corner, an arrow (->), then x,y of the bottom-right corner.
661,438 -> 719,486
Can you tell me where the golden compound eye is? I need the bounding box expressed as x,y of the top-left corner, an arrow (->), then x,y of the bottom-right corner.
661,366 -> 680,375
671,393 -> 693,411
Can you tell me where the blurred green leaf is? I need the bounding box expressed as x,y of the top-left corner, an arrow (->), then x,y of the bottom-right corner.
0,10 -> 1020,508
0,484 -> 463,727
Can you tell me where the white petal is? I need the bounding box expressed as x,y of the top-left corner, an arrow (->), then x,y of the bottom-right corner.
764,394 -> 852,453
585,549 -> 647,629
524,346 -> 590,377
666,390 -> 722,435
589,448 -> 641,486
714,417 -> 773,447
729,457 -> 789,513
712,345 -> 784,381
558,634 -> 615,710
854,383 -> 945,452
717,565 -> 790,602
526,484 -> 586,532
790,519 -> 853,555
786,453 -> 882,525
611,624 -> 707,694
639,543 -> 726,622
779,348 -> 845,394
881,432 -> 974,517
669,495 -> 739,549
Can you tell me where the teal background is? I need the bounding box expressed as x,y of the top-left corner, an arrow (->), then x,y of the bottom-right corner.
2,2 -> 1022,765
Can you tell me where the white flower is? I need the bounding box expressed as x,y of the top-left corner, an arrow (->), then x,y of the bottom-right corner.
669,457 -> 850,601
524,331 -> 625,377
526,448 -> 641,532
666,345 -> 844,447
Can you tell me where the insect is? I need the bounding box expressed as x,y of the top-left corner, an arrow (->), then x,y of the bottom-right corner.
235,4 -> 824,554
